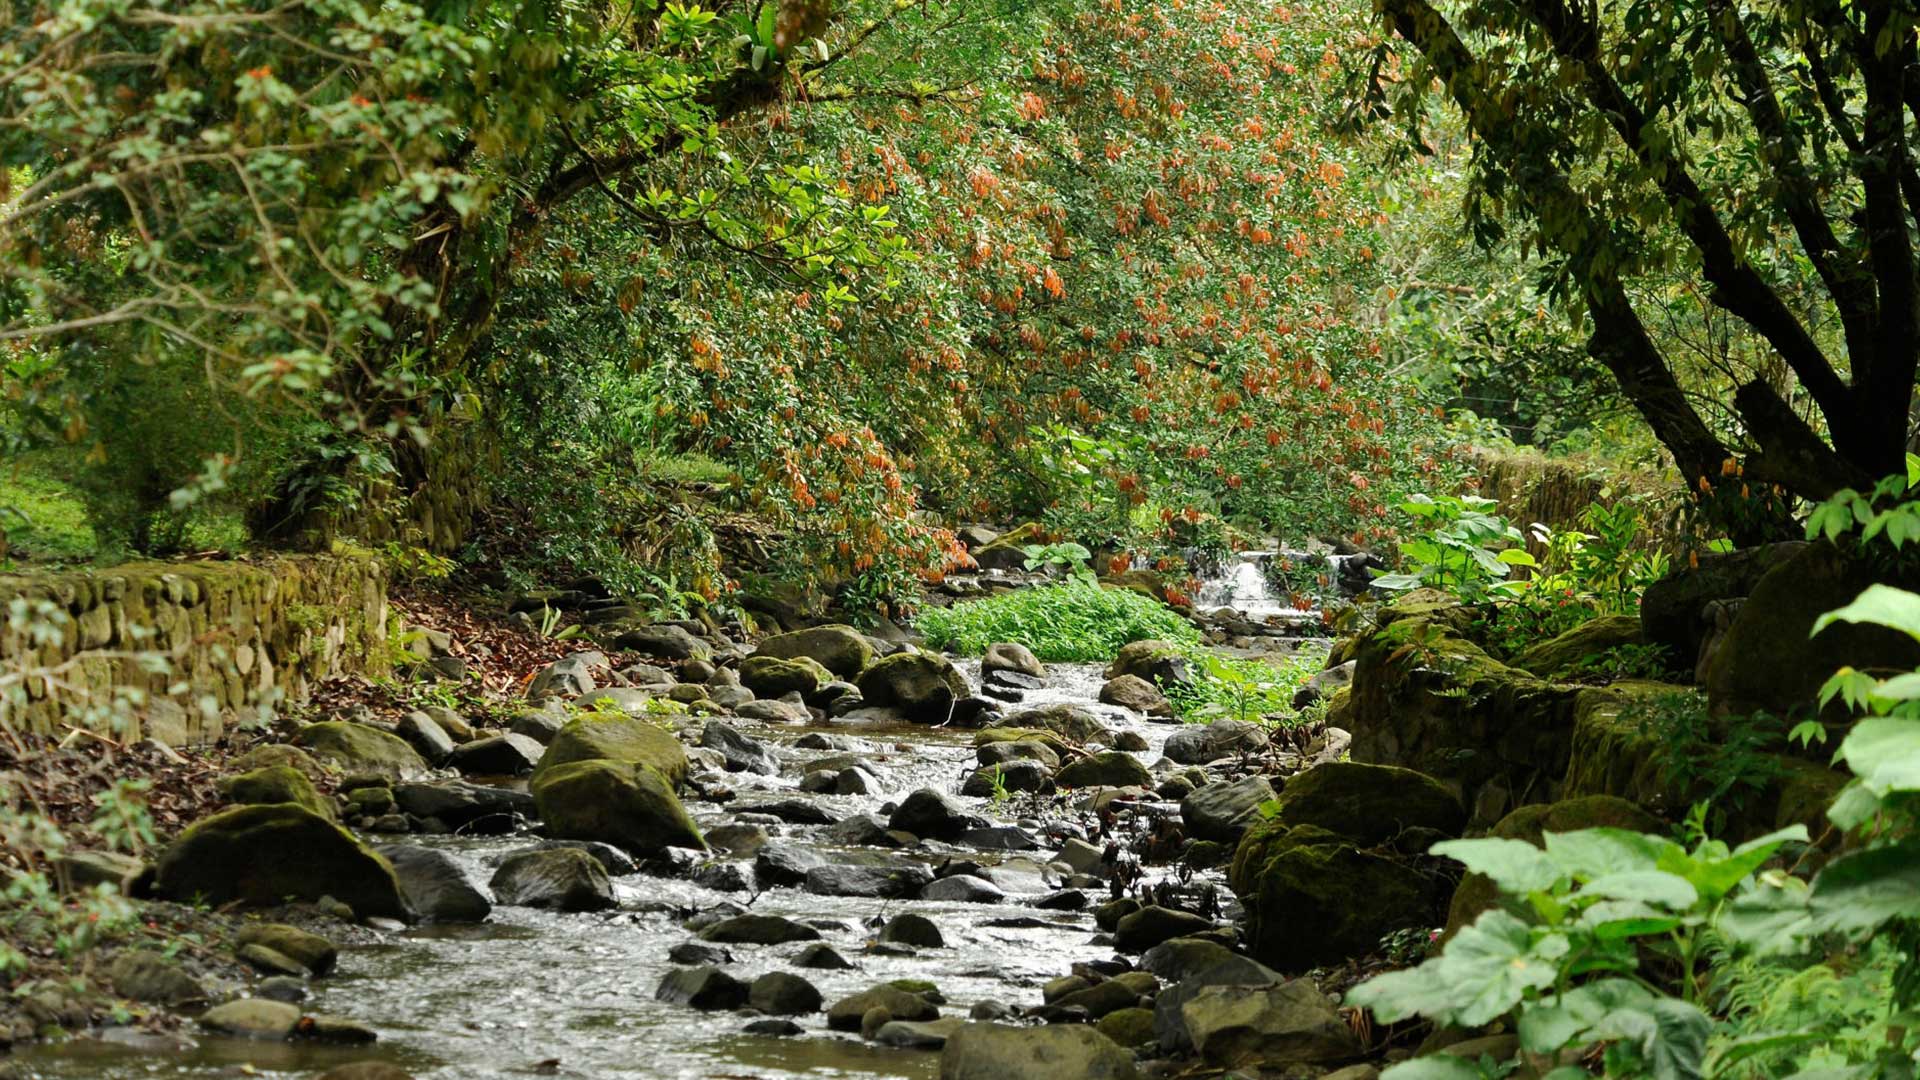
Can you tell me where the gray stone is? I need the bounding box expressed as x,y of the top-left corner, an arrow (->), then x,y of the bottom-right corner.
1115,906 -> 1214,952
698,914 -> 822,945
890,788 -> 980,840
488,848 -> 614,912
1163,720 -> 1269,765
805,863 -> 935,899
446,734 -> 544,776
982,643 -> 1046,679
749,972 -> 824,1015
656,965 -> 748,1010
938,1023 -> 1138,1080
754,843 -> 827,889
920,875 -> 1007,904
1181,981 -> 1361,1066
1180,776 -> 1277,843
701,722 -> 781,775
377,844 -> 492,922
614,624 -> 712,661
109,950 -> 206,1005
395,711 -> 456,764
879,913 -> 945,948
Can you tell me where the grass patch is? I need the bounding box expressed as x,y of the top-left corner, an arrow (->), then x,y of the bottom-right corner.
0,464 -> 97,565
917,574 -> 1200,662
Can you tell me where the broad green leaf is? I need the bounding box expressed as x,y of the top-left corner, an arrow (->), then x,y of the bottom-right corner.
1379,1057 -> 1485,1080
1518,978 -> 1653,1054
1580,870 -> 1698,909
1430,837 -> 1562,894
1577,899 -> 1683,939
1666,825 -> 1807,901
1812,585 -> 1920,642
1807,840 -> 1920,934
1542,828 -> 1674,880
1835,716 -> 1920,795
1825,780 -> 1884,830
1349,911 -> 1564,1027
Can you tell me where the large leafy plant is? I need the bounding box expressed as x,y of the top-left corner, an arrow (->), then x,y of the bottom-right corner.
1373,493 -> 1534,600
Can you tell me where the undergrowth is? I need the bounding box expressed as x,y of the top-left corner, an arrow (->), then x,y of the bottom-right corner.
915,572 -> 1200,661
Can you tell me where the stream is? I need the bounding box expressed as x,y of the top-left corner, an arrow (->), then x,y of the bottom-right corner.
12,663 -> 1236,1080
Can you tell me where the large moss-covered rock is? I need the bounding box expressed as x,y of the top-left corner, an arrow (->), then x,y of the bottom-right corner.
998,704 -> 1112,746
969,522 -> 1046,572
1512,615 -> 1646,678
939,1022 -> 1138,1080
739,654 -> 830,699
1055,751 -> 1151,790
1707,541 -> 1920,722
218,765 -> 333,820
292,721 -> 431,780
1559,681 -> 1693,813
1228,822 -> 1442,972
152,804 -> 405,919
856,652 -> 969,723
532,713 -> 688,787
1344,604 -> 1587,827
1443,796 -> 1664,939
1640,541 -> 1805,669
754,625 -> 874,678
531,759 -> 704,854
1266,762 -> 1464,845
1105,640 -> 1193,688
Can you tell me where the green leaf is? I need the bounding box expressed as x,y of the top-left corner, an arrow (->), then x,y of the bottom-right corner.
1518,978 -> 1653,1055
1835,716 -> 1920,795
1542,828 -> 1674,880
1812,585 -> 1920,642
1349,911 -> 1565,1027
1579,870 -> 1698,909
1430,837 -> 1562,894
1807,839 -> 1920,934
1379,1058 -> 1486,1080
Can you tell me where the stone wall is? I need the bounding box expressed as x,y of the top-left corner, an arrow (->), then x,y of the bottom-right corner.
0,554 -> 388,745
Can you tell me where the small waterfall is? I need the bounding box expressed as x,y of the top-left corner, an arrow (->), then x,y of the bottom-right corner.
1193,550 -> 1309,620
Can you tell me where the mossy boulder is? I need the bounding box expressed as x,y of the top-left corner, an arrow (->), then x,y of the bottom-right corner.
1228,822 -> 1443,972
739,654 -> 831,699
1265,762 -> 1464,846
1056,751 -> 1152,790
1560,681 -> 1694,814
754,625 -> 874,678
152,804 -> 406,919
855,652 -> 969,723
531,759 -> 704,855
998,703 -> 1112,745
292,722 -> 431,780
228,743 -> 327,780
532,713 -> 688,788
218,765 -> 333,820
1706,541 -> 1920,723
1106,640 -> 1193,688
974,727 -> 1074,757
970,522 -> 1047,571
1511,614 -> 1646,678
1443,796 -> 1664,939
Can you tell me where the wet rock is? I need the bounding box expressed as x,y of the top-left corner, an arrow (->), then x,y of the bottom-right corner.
528,652 -> 602,701
743,1018 -> 804,1037
447,734 -> 544,777
1099,675 -> 1172,717
1115,906 -> 1213,952
753,843 -> 827,888
1163,719 -> 1269,765
1293,661 -> 1355,711
669,941 -> 733,965
488,848 -> 615,912
1043,975 -> 1090,1003
805,863 -> 935,899
293,721 -> 431,780
219,765 -> 333,820
1053,973 -> 1157,1019
622,662 -> 676,685
827,987 -> 939,1031
376,845 -> 491,922
921,875 -> 1007,904
694,862 -> 751,892
199,998 -> 303,1040
1231,822 -> 1442,971
421,706 -> 475,742
532,759 -> 705,855
392,780 -> 535,834
1034,889 -> 1087,910
1001,704 -> 1112,745
109,950 -> 206,1005
238,943 -> 307,976
825,813 -> 908,848
960,826 -> 1040,851
876,1018 -> 967,1048
749,972 -> 824,1015
706,824 -> 770,855
1054,838 -> 1108,877
855,653 -> 971,723
978,739 -> 1060,769
701,722 -> 781,775
228,743 -> 327,779
1095,1007 -> 1157,1048
614,624 -> 712,661
794,942 -> 857,970
535,713 -> 690,787
698,914 -> 823,945
1139,938 -> 1237,983
1111,731 -> 1149,752
796,732 -> 863,751
518,839 -> 638,876
962,760 -> 1050,796
1106,640 -> 1193,689
153,805 -> 406,919
1056,751 -> 1151,790
732,798 -> 836,825
735,699 -> 811,724
1181,776 -> 1277,844
740,655 -> 831,699
395,710 -> 457,764
890,788 -> 982,841
982,643 -> 1046,679
939,1023 -> 1138,1080
755,625 -> 875,679
1262,761 -> 1464,845
970,1000 -> 1017,1021
317,1065 -> 411,1080
1182,981 -> 1361,1066
879,913 -> 945,948
255,977 -> 307,1003
1152,955 -> 1285,1054
656,965 -> 749,1010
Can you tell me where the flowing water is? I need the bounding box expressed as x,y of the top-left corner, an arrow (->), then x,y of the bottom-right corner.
11,665 -> 1217,1080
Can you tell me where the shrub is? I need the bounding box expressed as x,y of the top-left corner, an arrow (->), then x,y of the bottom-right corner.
915,573 -> 1199,662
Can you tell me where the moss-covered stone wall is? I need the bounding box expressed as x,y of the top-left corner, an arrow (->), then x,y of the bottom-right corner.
0,553 -> 388,745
